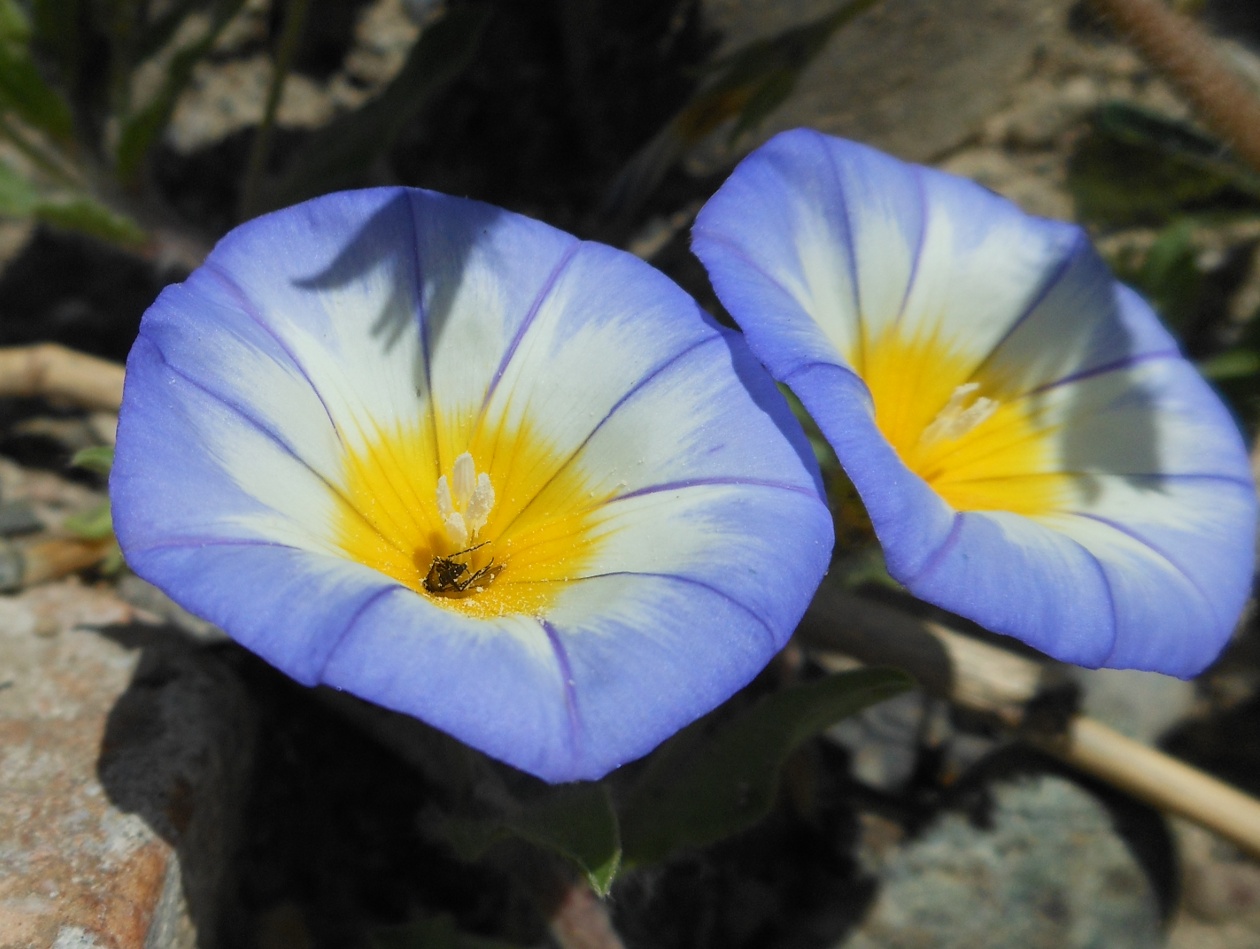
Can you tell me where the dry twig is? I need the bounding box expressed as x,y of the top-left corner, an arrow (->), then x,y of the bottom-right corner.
800,585 -> 1260,861
0,344 -> 124,413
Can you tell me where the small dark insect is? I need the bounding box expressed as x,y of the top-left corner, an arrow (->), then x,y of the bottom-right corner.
423,542 -> 501,594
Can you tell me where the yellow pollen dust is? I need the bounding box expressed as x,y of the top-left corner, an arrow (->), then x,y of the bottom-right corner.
855,324 -> 1069,515
332,415 -> 612,619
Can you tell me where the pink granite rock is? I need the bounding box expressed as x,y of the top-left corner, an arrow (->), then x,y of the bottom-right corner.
0,580 -> 253,949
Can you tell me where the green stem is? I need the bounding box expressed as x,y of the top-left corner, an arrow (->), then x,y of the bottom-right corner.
237,0 -> 311,220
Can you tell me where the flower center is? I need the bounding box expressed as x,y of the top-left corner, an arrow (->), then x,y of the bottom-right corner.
332,416 -> 613,618
424,452 -> 503,597
855,325 -> 1069,516
920,383 -> 998,444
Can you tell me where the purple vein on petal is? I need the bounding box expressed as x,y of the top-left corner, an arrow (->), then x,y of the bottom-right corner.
944,471 -> 1254,489
607,476 -> 822,503
202,263 -> 344,450
893,165 -> 930,326
815,130 -> 863,326
1025,348 -> 1182,396
148,340 -> 408,554
692,229 -> 824,359
1069,537 -> 1120,665
402,194 -> 443,480
319,584 -> 403,679
968,229 -> 1088,381
540,619 -> 582,756
783,358 -> 867,395
489,333 -> 721,540
561,571 -> 779,649
898,510 -> 964,587
1064,511 -> 1222,628
129,536 -> 311,556
480,240 -> 581,413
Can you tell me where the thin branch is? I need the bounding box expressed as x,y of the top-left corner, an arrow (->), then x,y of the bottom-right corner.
799,585 -> 1260,860
1039,716 -> 1260,860
0,344 -> 125,413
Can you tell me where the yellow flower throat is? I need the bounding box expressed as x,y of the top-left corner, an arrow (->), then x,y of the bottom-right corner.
331,414 -> 613,618
856,325 -> 1068,516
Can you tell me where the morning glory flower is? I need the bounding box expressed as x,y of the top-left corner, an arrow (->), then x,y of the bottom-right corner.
693,129 -> 1257,677
110,188 -> 832,782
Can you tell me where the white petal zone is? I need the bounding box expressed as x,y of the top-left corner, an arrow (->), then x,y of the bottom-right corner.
811,133 -> 924,355
136,284 -> 349,495
192,190 -> 434,458
543,485 -> 830,639
113,337 -> 343,558
413,192 -> 579,446
977,250 -> 1181,397
549,332 -> 822,502
963,356 -> 1253,486
474,241 -> 719,473
894,166 -> 1081,369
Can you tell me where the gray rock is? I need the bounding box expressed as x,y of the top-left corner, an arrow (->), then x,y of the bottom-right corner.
1073,667 -> 1196,745
700,0 -> 1075,163
840,772 -> 1165,949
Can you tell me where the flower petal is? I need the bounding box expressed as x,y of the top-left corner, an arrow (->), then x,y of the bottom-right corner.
113,187 -> 832,781
694,129 -> 1257,675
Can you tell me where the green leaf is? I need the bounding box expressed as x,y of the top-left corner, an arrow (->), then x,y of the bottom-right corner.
1136,219 -> 1201,334
0,159 -> 144,243
0,0 -> 29,42
70,445 -> 115,475
1068,104 -> 1260,228
438,782 -> 621,896
619,667 -> 912,866
265,4 -> 490,211
0,0 -> 75,143
34,193 -> 146,243
62,501 -> 113,541
1199,349 -> 1260,381
114,0 -> 250,181
0,157 -> 38,215
370,915 -> 529,949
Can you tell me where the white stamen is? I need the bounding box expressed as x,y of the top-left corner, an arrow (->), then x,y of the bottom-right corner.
434,453 -> 497,551
451,452 -> 476,509
922,382 -> 998,444
442,511 -> 469,549
435,475 -> 455,519
465,472 -> 495,534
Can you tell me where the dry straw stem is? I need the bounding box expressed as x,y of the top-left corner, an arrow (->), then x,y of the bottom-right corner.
800,586 -> 1260,862
0,344 -> 124,413
1090,0 -> 1260,173
0,536 -> 117,591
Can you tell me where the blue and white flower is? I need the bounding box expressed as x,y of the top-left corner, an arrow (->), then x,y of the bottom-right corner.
694,129 -> 1257,676
111,188 -> 833,782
